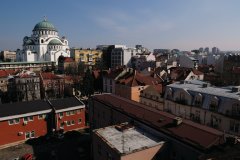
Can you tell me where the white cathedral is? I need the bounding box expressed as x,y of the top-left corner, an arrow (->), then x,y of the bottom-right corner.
17,19 -> 70,64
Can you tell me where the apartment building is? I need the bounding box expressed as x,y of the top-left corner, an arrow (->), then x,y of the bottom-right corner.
164,80 -> 240,136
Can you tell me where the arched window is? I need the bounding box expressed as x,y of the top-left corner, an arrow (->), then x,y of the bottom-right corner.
41,39 -> 44,44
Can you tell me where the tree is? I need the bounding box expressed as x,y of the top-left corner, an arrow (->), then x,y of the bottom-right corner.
82,68 -> 94,97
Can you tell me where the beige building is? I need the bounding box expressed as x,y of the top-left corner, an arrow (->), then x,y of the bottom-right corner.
139,85 -> 164,110
164,80 -> 240,136
0,50 -> 16,62
92,123 -> 164,160
70,48 -> 102,65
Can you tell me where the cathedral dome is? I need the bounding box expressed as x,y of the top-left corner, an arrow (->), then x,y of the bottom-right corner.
48,39 -> 62,45
33,20 -> 57,31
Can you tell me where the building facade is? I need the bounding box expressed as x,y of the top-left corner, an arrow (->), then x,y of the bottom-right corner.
0,50 -> 16,62
17,19 -> 70,64
0,100 -> 52,148
40,72 -> 65,99
49,97 -> 86,132
70,48 -> 103,66
0,97 -> 86,148
164,80 -> 240,136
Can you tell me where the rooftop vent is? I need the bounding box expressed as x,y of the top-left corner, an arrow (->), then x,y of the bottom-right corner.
115,123 -> 134,132
180,80 -> 185,84
173,117 -> 183,126
232,87 -> 240,92
202,83 -> 208,88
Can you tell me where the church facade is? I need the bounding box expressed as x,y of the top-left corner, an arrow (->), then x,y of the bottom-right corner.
17,19 -> 70,64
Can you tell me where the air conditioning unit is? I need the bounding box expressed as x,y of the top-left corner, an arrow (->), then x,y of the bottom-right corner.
64,121 -> 67,124
18,132 -> 23,136
23,121 -> 28,126
173,117 -> 183,126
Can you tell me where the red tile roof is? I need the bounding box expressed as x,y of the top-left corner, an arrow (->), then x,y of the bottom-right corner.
0,70 -> 9,78
93,94 -> 224,150
41,72 -> 62,80
192,69 -> 204,75
64,57 -> 74,62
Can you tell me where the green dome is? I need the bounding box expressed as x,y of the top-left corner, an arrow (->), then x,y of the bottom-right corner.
48,39 -> 62,45
33,20 -> 57,31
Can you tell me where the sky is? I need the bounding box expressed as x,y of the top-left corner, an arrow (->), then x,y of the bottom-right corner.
1,0 -> 240,51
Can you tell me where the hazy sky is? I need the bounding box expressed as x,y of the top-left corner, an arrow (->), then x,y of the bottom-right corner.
1,0 -> 240,51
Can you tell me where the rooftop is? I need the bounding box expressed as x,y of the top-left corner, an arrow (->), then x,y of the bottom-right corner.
0,100 -> 51,121
40,72 -> 63,80
93,94 -> 224,150
95,123 -> 163,154
49,97 -> 84,110
168,80 -> 240,100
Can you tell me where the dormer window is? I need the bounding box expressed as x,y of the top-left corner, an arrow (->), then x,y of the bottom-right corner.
209,96 -> 219,112
166,88 -> 173,100
194,93 -> 202,107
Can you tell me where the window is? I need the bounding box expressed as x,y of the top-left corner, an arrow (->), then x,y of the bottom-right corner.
23,117 -> 28,122
60,122 -> 64,128
15,118 -> 20,124
25,132 -> 30,139
38,114 -> 45,119
230,121 -> 239,133
29,116 -> 34,121
232,104 -> 240,116
194,94 -> 202,107
209,97 -> 218,111
67,121 -> 71,126
70,110 -> 75,115
31,131 -> 35,138
71,120 -> 75,125
78,118 -> 82,124
8,119 -> 14,125
77,109 -> 81,114
66,111 -> 70,116
59,112 -> 63,117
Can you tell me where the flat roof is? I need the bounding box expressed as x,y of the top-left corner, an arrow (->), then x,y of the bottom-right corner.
95,123 -> 163,154
168,80 -> 240,100
49,97 -> 84,110
0,100 -> 51,120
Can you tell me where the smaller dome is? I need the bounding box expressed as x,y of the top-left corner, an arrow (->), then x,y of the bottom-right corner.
48,39 -> 62,45
25,39 -> 35,45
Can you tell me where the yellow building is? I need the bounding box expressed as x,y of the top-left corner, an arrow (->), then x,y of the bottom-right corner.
70,48 -> 103,65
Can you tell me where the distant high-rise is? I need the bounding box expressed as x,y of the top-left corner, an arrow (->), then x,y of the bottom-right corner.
212,47 -> 219,54
204,47 -> 209,54
199,47 -> 204,53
